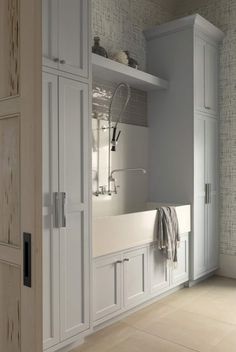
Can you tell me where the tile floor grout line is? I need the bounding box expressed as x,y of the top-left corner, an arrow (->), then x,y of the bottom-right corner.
125,323 -> 201,352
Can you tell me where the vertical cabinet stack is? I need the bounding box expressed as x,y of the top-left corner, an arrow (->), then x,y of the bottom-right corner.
42,1 -> 91,351
145,15 -> 224,282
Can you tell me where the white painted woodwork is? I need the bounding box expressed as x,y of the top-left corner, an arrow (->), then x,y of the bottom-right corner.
43,0 -> 88,78
123,247 -> 148,309
43,73 -> 60,349
93,255 -> 122,321
145,15 -> 223,282
195,35 -> 218,116
194,114 -> 219,278
0,0 -> 42,351
93,204 -> 191,257
193,116 -> 207,276
172,234 -> 189,285
92,53 -> 168,91
59,78 -> 90,340
206,118 -> 219,271
42,0 -> 58,70
93,237 -> 189,325
149,244 -> 169,295
43,75 -> 90,348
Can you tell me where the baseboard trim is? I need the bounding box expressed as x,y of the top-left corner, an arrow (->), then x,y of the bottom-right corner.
218,254 -> 236,279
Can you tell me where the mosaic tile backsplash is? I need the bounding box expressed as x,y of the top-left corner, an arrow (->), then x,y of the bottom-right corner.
93,79 -> 147,126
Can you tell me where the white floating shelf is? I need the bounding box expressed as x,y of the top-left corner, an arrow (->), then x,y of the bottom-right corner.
92,53 -> 168,91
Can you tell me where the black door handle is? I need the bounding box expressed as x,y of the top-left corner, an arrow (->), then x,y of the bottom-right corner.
23,233 -> 32,287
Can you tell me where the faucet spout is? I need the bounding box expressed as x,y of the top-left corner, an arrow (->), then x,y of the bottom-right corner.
110,168 -> 147,180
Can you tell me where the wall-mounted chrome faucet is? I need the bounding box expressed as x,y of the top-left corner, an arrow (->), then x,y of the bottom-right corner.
108,168 -> 147,195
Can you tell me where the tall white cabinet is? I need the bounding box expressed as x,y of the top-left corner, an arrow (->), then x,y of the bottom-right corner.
145,15 -> 224,282
42,1 -> 91,351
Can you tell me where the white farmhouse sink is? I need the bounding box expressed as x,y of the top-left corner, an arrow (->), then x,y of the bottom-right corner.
93,203 -> 191,257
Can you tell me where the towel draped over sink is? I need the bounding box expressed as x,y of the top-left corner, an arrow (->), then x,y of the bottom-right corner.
157,207 -> 180,263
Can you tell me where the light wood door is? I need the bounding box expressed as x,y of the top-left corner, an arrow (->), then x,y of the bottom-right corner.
42,72 -> 60,349
123,247 -> 148,309
93,255 -> 123,322
59,77 -> 90,340
172,235 -> 189,286
0,1 -> 42,352
206,118 -> 219,271
194,115 -> 208,279
149,244 -> 169,295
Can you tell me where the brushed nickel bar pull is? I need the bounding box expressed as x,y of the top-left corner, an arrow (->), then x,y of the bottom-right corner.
208,183 -> 211,204
61,192 -> 66,228
53,192 -> 60,228
205,184 -> 208,204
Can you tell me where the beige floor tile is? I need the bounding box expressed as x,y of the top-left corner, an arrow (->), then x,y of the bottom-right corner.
159,286 -> 207,308
72,322 -> 137,352
182,294 -> 236,325
109,330 -> 195,352
124,301 -> 177,329
138,309 -> 235,351
207,328 -> 236,352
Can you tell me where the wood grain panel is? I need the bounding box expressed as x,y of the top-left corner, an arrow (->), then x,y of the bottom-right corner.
0,116 -> 20,247
0,261 -> 21,352
0,0 -> 19,99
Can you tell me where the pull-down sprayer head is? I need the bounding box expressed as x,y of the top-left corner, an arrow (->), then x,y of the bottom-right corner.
109,82 -> 131,152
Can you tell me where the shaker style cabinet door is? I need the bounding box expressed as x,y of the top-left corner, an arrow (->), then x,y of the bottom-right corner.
123,247 -> 148,309
193,115 -> 208,278
206,118 -> 219,271
58,78 -> 90,340
42,0 -> 59,69
172,235 -> 189,285
58,0 -> 88,77
42,73 -> 60,350
149,244 -> 169,295
93,255 -> 123,322
195,36 -> 218,117
42,0 -> 89,78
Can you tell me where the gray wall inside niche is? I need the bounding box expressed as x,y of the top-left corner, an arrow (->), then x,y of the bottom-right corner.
92,78 -> 148,127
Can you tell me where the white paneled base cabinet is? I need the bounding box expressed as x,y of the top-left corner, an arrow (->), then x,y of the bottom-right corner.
93,234 -> 189,326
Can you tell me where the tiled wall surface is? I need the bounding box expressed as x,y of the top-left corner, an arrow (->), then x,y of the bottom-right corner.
92,0 -> 175,71
174,0 -> 236,257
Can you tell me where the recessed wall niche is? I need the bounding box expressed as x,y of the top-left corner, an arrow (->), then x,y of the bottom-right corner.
0,0 -> 19,99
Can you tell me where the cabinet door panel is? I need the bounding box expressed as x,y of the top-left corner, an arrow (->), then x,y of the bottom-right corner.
123,248 -> 148,309
93,255 -> 122,322
205,43 -> 218,116
42,73 -> 60,349
206,118 -> 219,270
195,36 -> 205,113
194,116 -> 207,278
149,245 -> 169,295
59,78 -> 90,339
42,0 -> 58,69
58,0 -> 88,77
172,235 -> 189,285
